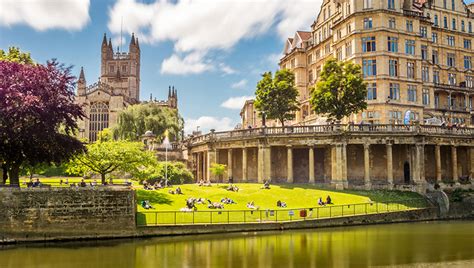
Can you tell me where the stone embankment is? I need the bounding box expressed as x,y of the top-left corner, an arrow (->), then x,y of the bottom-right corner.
0,188 -> 472,244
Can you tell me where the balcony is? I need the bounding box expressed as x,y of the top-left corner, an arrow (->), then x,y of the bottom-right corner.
403,9 -> 430,21
434,104 -> 470,112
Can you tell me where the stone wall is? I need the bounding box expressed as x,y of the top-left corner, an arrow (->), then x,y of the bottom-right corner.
0,187 -> 136,242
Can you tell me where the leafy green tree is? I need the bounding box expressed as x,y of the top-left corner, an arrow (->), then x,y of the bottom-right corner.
209,163 -> 226,182
67,140 -> 156,184
113,103 -> 184,141
0,47 -> 34,64
254,69 -> 299,126
310,58 -> 367,121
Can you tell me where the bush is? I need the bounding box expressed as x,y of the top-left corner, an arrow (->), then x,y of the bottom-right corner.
137,161 -> 193,185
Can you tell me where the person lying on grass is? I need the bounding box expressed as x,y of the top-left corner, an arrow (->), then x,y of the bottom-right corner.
221,197 -> 236,204
227,184 -> 239,192
276,200 -> 287,208
247,201 -> 259,210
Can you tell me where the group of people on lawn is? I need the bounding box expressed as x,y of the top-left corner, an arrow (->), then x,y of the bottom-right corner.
141,179 -> 334,211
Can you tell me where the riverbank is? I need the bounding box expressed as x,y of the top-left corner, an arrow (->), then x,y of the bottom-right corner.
1,187 -> 472,245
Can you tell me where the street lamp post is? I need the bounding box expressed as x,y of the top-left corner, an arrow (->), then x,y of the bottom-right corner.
162,132 -> 172,187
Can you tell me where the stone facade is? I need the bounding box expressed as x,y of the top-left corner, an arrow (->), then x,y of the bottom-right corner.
75,33 -> 178,142
243,0 -> 474,127
0,187 -> 136,242
187,125 -> 473,192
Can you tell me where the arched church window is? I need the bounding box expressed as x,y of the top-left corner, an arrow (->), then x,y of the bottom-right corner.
89,102 -> 109,142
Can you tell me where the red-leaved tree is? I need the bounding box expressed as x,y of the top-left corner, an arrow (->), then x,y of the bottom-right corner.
0,60 -> 85,186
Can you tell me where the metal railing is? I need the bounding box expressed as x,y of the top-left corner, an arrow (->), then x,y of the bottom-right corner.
187,124 -> 474,145
136,198 -> 429,226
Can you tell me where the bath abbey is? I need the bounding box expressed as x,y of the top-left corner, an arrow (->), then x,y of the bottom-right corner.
188,0 -> 474,192
75,33 -> 178,142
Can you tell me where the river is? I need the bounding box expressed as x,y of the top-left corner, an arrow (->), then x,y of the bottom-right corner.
0,221 -> 473,267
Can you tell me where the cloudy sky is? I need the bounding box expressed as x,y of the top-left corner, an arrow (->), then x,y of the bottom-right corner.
4,0 -> 471,133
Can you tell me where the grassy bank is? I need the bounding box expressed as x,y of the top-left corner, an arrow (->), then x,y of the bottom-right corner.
136,183 -> 427,225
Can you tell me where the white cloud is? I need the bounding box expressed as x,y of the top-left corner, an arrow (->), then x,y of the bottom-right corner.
108,0 -> 321,74
221,95 -> 254,110
161,52 -> 213,75
231,79 -> 248,89
219,63 -> 237,75
0,0 -> 90,31
185,116 -> 235,134
266,53 -> 282,66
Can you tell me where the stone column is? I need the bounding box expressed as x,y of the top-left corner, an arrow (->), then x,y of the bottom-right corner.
469,147 -> 474,180
342,143 -> 347,183
227,149 -> 233,183
196,152 -> 201,181
242,147 -> 248,182
309,146 -> 315,183
207,149 -> 216,182
452,146 -> 458,182
435,145 -> 442,182
287,145 -> 293,183
203,152 -> 207,181
264,146 -> 272,182
386,143 -> 393,188
257,145 -> 264,183
364,144 -> 371,189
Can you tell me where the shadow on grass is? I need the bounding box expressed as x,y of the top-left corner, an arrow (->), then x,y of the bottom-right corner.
136,190 -> 173,205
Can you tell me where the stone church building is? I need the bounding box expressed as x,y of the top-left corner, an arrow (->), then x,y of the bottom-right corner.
76,33 -> 177,142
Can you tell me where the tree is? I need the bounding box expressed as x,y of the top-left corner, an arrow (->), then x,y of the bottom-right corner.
209,163 -> 226,182
254,69 -> 299,126
113,103 -> 184,141
0,59 -> 85,186
66,140 -> 157,184
310,58 -> 367,121
133,161 -> 193,185
0,47 -> 34,65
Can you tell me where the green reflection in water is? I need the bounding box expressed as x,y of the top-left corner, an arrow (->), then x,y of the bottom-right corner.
0,221 -> 473,268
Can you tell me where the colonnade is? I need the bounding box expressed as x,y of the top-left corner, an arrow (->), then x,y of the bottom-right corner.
192,143 -> 473,190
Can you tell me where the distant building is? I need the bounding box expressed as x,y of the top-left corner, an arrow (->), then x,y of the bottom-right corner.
76,33 -> 178,142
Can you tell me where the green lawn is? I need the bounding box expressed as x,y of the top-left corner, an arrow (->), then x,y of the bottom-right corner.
136,183 -> 428,225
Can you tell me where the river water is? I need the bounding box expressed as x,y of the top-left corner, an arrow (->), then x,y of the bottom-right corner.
0,221 -> 473,268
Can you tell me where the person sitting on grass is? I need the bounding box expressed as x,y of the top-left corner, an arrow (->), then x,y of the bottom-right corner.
198,179 -> 204,186
262,180 -> 270,189
175,187 -> 183,194
59,179 -> 63,185
32,178 -> 41,188
79,179 -> 87,187
318,197 -> 325,206
141,200 -> 153,210
326,195 -> 332,205
277,200 -> 287,208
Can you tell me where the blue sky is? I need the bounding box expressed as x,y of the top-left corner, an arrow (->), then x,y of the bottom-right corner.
2,0 -> 472,133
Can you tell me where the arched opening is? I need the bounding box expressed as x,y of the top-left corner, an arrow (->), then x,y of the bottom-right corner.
89,102 -> 109,142
404,161 -> 410,184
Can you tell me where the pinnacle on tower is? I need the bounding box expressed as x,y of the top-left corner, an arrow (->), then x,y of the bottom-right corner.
102,33 -> 107,47
79,67 -> 85,80
168,86 -> 171,98
136,38 -> 140,49
130,33 -> 136,46
108,38 -> 113,51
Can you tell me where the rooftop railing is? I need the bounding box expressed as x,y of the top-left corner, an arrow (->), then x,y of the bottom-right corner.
188,124 -> 474,145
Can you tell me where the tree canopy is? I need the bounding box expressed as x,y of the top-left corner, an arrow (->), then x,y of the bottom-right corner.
66,140 -> 157,184
0,58 -> 84,186
209,163 -> 226,182
254,69 -> 299,126
310,58 -> 367,121
113,103 -> 184,141
0,47 -> 34,65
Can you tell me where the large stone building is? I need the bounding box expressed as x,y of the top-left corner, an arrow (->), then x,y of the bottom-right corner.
242,0 -> 474,127
76,33 -> 178,142
190,0 -> 474,192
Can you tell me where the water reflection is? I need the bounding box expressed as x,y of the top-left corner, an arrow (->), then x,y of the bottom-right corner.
0,221 -> 473,268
